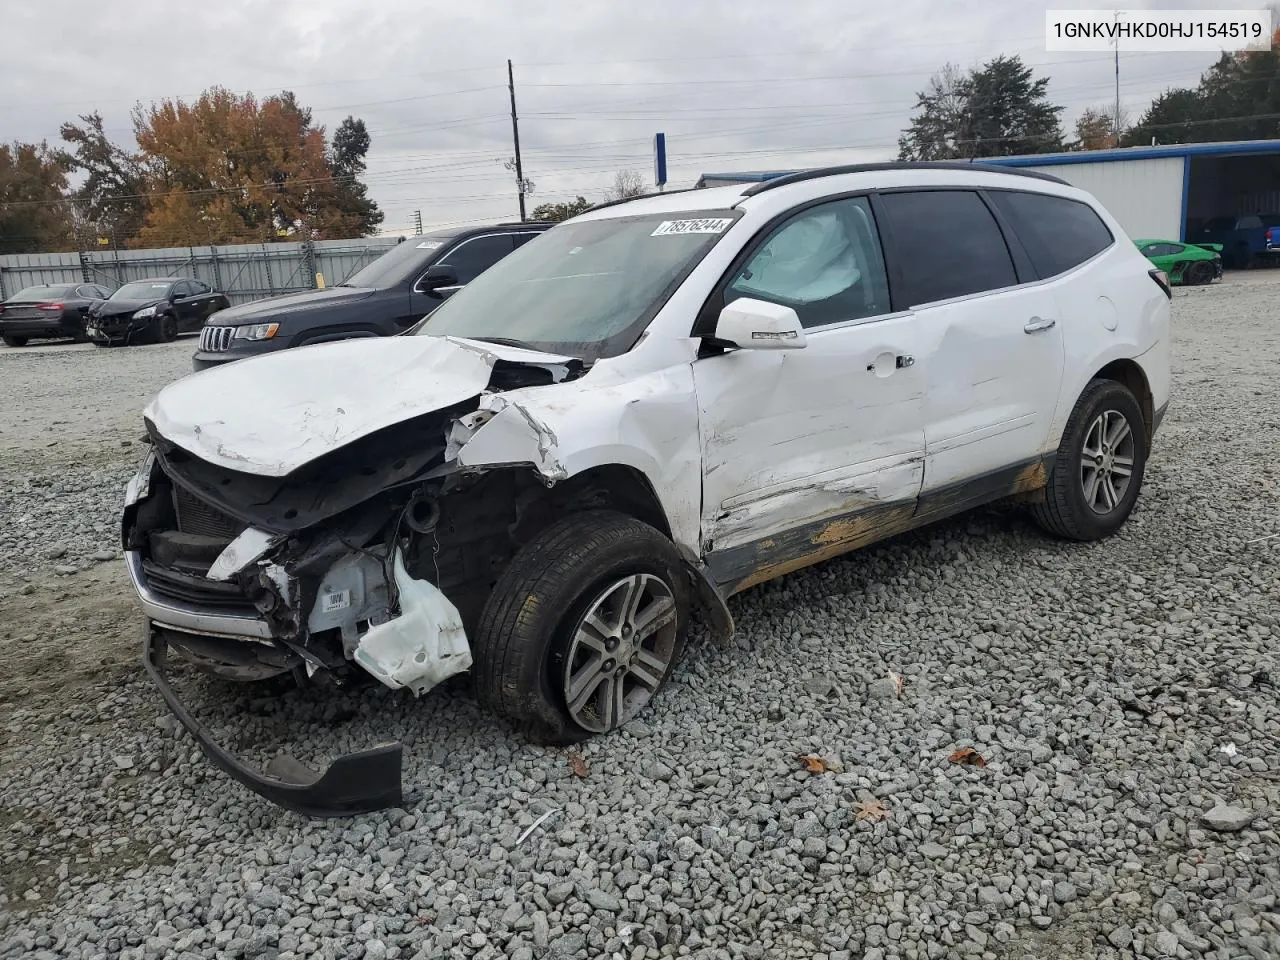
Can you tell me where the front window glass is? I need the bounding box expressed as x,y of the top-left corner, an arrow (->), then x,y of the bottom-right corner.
416,210 -> 739,359
726,196 -> 891,327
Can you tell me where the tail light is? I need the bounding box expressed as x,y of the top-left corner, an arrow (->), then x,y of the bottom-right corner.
38,301 -> 64,312
1267,228 -> 1274,244
1149,268 -> 1172,300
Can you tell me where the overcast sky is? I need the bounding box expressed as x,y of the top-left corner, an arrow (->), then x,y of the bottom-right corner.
2,0 -> 1249,235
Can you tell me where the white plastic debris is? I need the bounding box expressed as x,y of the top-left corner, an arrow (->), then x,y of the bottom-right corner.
206,527 -> 280,581
1219,742 -> 1239,758
352,550 -> 472,696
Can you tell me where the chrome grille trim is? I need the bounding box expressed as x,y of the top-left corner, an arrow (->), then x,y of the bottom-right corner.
200,325 -> 235,352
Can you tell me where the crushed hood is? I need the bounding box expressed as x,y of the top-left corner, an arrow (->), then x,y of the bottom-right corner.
144,335 -> 578,477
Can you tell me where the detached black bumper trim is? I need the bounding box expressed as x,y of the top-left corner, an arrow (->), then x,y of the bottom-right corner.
143,625 -> 404,817
1153,399 -> 1169,437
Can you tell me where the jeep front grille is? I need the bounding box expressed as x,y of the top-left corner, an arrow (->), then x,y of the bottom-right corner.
200,325 -> 234,352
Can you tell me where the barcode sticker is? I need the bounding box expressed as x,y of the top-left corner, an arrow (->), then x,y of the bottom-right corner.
651,218 -> 734,236
321,590 -> 351,613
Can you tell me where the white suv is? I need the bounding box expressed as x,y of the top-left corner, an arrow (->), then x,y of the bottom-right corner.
123,162 -> 1171,815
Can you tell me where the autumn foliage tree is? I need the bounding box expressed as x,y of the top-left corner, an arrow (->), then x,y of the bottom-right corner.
131,87 -> 379,247
1072,107 -> 1121,151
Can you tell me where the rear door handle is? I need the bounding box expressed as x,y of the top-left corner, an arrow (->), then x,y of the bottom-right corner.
1024,316 -> 1056,333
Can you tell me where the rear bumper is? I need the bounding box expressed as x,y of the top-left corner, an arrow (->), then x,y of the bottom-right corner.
0,318 -> 77,337
142,625 -> 403,818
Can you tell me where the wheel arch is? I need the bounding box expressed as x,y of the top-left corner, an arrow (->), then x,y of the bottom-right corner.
1091,357 -> 1154,451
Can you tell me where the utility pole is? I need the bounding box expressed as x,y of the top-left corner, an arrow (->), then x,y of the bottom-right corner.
508,58 -> 526,222
412,210 -> 423,235
1113,10 -> 1122,146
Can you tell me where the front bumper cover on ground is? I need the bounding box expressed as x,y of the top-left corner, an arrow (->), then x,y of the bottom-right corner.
142,625 -> 405,818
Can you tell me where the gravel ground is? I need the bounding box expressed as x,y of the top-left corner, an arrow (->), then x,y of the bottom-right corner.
0,283 -> 1277,960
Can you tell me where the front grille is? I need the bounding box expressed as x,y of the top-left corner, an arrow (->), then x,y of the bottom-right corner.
173,485 -> 244,539
141,560 -> 257,614
200,325 -> 235,352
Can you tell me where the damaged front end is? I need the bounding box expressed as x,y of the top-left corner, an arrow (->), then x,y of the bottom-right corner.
123,337 -> 585,816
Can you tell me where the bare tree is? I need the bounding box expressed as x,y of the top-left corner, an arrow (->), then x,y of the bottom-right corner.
604,169 -> 647,202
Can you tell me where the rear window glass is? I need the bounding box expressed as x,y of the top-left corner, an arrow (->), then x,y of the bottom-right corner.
11,284 -> 75,301
988,190 -> 1114,278
877,190 -> 1017,306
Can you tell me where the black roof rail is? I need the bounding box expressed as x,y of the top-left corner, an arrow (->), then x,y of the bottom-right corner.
740,160 -> 1068,196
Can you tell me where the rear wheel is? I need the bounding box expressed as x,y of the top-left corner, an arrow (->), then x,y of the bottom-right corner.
1032,378 -> 1148,541
472,510 -> 691,744
1186,260 -> 1214,285
2,335 -> 28,347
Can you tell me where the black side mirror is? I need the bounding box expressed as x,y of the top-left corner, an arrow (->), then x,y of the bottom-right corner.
420,264 -> 458,290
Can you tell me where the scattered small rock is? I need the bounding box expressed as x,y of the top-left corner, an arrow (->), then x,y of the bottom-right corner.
1200,804 -> 1260,832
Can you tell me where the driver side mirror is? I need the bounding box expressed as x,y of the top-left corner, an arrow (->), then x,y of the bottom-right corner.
420,263 -> 458,290
711,297 -> 807,350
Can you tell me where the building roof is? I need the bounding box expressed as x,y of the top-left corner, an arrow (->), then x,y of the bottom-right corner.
976,139 -> 1280,168
696,139 -> 1280,185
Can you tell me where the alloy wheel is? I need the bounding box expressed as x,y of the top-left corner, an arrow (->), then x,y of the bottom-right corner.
562,573 -> 679,732
1079,409 -> 1135,514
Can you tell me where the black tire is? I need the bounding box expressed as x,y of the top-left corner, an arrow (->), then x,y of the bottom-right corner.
472,509 -> 691,744
1032,378 -> 1148,541
1186,260 -> 1214,285
151,313 -> 178,343
2,335 -> 28,347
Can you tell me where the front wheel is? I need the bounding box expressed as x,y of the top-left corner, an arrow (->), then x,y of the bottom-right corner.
472,510 -> 691,744
1032,378 -> 1148,541
2,335 -> 28,347
151,313 -> 178,342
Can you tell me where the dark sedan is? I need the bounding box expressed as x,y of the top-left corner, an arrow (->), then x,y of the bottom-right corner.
0,282 -> 112,346
86,277 -> 230,347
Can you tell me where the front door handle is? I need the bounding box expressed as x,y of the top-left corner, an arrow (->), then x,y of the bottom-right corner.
1024,316 -> 1056,334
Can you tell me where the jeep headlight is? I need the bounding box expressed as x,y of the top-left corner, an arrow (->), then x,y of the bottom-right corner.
234,322 -> 280,341
133,305 -> 157,320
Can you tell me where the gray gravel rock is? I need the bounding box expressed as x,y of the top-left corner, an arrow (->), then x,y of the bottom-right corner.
1199,803 -> 1260,832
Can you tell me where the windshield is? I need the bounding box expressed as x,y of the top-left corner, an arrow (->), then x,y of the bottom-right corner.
415,211 -> 739,359
112,281 -> 172,300
340,235 -> 452,288
12,284 -> 75,301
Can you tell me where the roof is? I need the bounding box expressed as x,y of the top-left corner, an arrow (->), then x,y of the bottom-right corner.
697,140 -> 1280,184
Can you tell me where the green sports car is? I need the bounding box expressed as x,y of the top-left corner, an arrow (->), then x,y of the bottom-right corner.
1135,238 -> 1223,285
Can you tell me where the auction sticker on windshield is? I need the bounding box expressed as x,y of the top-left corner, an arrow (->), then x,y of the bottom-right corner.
651,218 -> 734,236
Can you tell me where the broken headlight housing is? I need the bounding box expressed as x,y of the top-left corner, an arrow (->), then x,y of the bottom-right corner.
234,322 -> 280,341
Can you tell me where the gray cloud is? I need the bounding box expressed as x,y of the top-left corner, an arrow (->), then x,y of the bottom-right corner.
3,0 -> 1225,234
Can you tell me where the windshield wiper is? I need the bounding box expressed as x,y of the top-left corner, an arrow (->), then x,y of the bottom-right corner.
469,337 -> 531,350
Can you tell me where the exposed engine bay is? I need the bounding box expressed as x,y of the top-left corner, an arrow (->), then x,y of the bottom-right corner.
125,355 -> 586,693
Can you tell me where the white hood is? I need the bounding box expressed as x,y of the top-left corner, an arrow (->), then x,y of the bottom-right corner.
144,335 -> 575,477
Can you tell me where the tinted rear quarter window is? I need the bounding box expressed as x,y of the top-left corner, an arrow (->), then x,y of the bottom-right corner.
877,190 -> 1017,306
988,190 -> 1113,278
